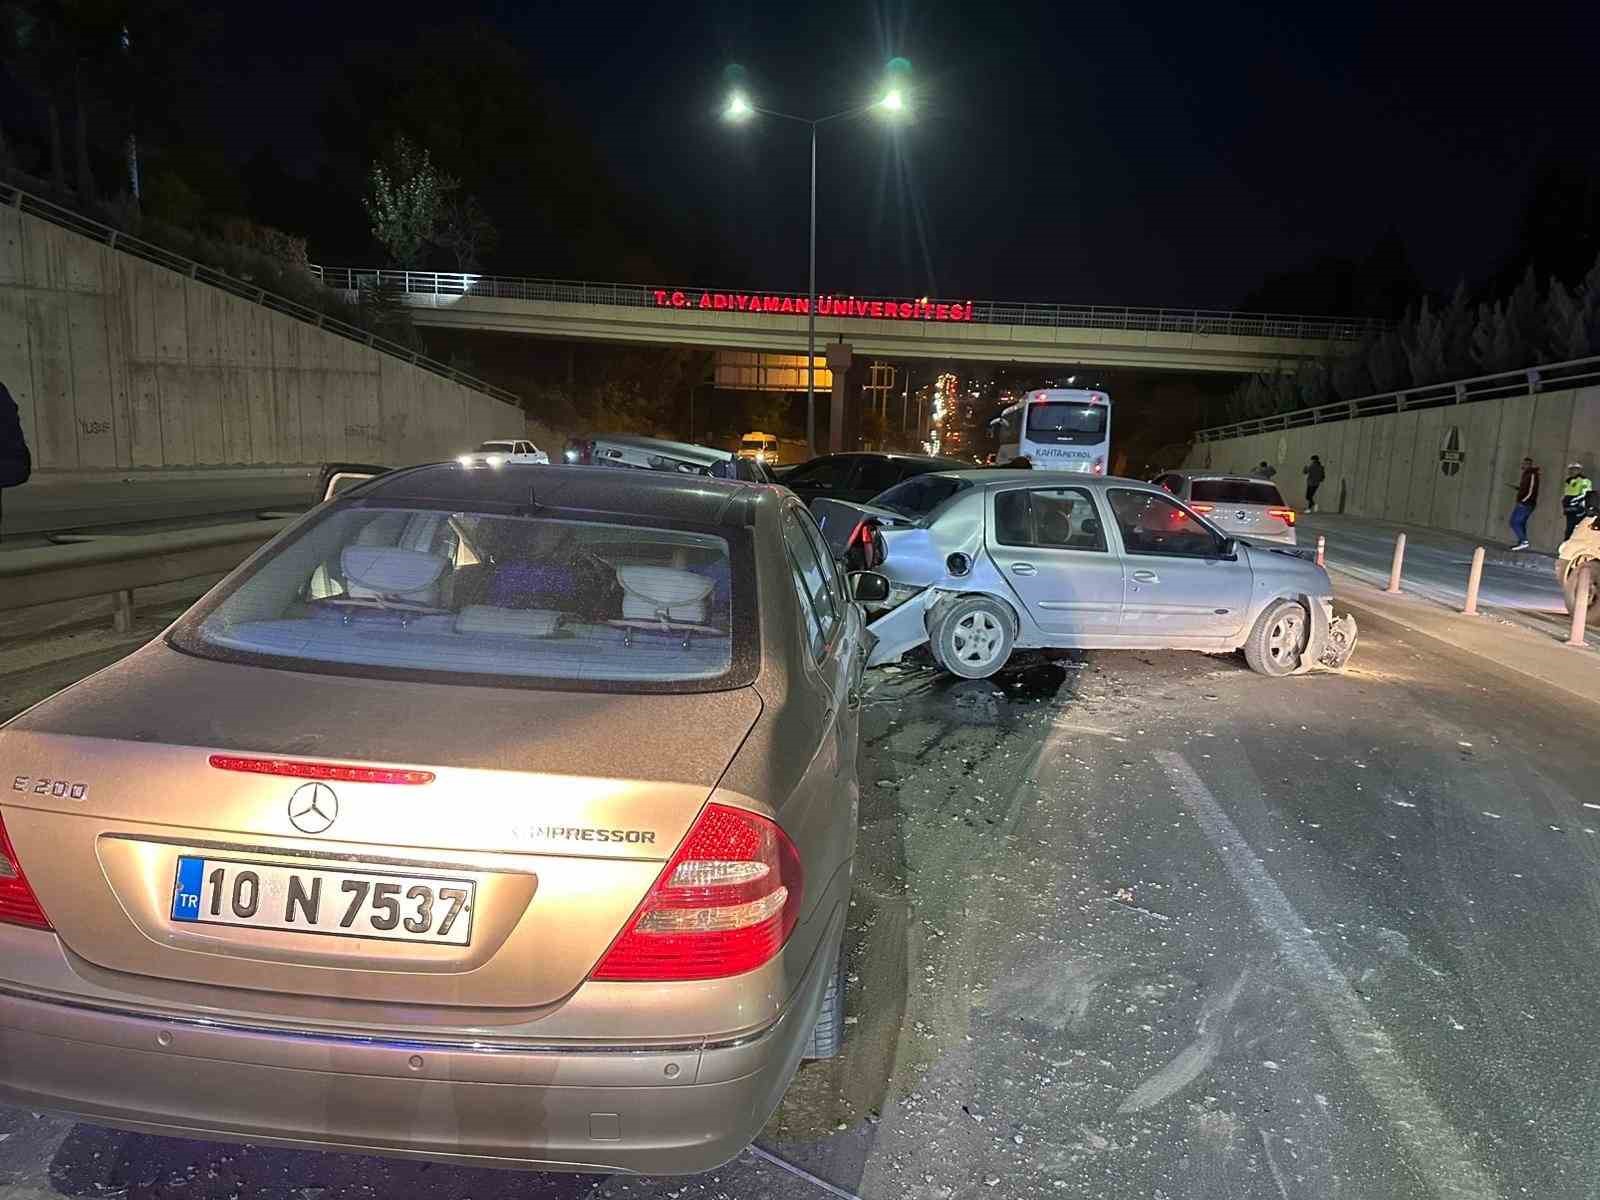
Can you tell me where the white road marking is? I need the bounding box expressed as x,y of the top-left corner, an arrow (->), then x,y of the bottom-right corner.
1156,751 -> 1501,1200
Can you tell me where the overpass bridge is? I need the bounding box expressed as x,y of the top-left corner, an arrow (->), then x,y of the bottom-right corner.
315,269 -> 1378,374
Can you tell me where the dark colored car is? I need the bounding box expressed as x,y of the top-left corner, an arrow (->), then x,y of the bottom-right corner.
779,452 -> 971,507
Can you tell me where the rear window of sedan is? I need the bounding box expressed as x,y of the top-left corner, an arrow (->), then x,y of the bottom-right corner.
169,504 -> 756,693
1189,479 -> 1286,506
871,474 -> 973,520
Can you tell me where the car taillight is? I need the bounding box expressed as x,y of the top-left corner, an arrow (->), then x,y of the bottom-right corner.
1190,502 -> 1214,514
848,518 -> 882,569
0,811 -> 51,931
1268,508 -> 1297,526
593,803 -> 802,981
1091,457 -> 1105,475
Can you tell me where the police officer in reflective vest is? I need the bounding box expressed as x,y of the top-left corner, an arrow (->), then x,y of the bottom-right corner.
1564,462 -> 1594,540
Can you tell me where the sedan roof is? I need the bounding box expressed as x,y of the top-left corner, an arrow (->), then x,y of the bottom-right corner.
353,461 -> 774,525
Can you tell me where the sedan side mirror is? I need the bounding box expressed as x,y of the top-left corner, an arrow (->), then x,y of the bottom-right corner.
1217,537 -> 1240,560
849,571 -> 891,603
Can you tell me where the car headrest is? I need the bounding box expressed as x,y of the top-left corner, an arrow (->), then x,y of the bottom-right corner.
341,546 -> 447,598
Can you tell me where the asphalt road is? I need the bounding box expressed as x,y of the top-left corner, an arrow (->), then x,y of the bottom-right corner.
3,611 -> 1599,1199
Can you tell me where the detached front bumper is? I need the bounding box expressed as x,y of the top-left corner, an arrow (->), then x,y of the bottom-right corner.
0,911 -> 842,1175
1299,598 -> 1358,672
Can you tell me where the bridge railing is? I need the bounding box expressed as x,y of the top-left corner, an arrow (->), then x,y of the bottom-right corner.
1193,354 -> 1600,442
312,267 -> 1381,342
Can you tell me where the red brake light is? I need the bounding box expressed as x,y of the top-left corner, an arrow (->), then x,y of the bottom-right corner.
1268,508 -> 1297,526
593,803 -> 803,981
1190,502 -> 1214,514
208,755 -> 434,786
0,811 -> 51,931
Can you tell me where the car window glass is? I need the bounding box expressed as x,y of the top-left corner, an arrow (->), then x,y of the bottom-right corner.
786,457 -> 852,488
874,474 -> 973,520
781,527 -> 824,657
1108,489 -> 1222,557
782,508 -> 839,657
994,490 -> 1031,545
854,457 -> 902,497
168,505 -> 741,690
794,506 -> 850,617
1190,479 -> 1286,505
1031,488 -> 1107,551
994,488 -> 1106,551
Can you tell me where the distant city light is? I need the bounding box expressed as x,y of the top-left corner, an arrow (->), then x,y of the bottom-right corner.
725,93 -> 753,121
880,88 -> 906,113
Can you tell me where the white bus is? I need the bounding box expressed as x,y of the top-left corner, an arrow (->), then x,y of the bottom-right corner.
990,388 -> 1111,472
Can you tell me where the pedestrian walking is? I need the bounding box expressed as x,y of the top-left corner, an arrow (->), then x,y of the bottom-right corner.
1302,455 -> 1325,512
1255,460 -> 1277,480
0,381 -> 32,544
1508,456 -> 1540,550
1562,461 -> 1593,540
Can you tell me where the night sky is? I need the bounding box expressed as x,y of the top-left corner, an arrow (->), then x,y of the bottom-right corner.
161,0 -> 1600,309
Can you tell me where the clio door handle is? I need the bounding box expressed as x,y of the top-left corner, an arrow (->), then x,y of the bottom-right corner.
1131,569 -> 1160,583
1011,563 -> 1037,576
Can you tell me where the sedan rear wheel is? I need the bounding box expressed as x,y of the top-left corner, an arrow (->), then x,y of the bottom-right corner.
932,596 -> 1015,679
1244,598 -> 1308,676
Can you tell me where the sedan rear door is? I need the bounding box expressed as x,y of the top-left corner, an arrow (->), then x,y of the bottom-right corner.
986,485 -> 1123,640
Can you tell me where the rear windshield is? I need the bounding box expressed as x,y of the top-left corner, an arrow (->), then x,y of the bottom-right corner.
871,474 -> 974,520
1190,479 -> 1285,505
169,504 -> 753,693
1026,402 -> 1108,444
741,436 -> 773,447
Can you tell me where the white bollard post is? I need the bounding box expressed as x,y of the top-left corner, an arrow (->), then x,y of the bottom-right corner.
1568,563 -> 1593,648
1462,546 -> 1486,616
1385,533 -> 1406,594
1315,535 -> 1326,568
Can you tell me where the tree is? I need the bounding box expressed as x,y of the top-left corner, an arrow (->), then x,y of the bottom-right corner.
435,194 -> 498,272
363,134 -> 456,268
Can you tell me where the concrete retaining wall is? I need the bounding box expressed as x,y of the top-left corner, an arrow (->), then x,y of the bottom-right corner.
0,205 -> 522,474
1185,385 -> 1600,551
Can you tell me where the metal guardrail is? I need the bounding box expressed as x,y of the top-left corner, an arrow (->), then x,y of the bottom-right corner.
1195,354 -> 1600,442
312,267 -> 1382,343
1,182 -> 520,406
0,519 -> 287,629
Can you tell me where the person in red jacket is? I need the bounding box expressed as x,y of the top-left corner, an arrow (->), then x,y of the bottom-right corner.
1508,457 -> 1540,550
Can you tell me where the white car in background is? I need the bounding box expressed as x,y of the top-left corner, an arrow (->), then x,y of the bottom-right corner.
1152,470 -> 1298,546
459,439 -> 549,467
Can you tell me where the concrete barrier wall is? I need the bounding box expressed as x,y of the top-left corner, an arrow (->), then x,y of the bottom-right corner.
0,205 -> 522,473
1184,384 -> 1600,550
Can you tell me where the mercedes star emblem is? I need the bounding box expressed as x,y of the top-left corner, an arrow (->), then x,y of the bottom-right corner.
287,782 -> 339,835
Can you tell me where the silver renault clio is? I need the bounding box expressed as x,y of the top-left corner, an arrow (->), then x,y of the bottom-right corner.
812,470 -> 1356,679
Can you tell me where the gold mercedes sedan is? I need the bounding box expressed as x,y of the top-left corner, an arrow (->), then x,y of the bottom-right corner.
0,462 -> 882,1174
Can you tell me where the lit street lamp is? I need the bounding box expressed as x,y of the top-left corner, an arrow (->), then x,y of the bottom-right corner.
723,73 -> 909,454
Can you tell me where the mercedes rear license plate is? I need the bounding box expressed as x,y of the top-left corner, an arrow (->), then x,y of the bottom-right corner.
170,856 -> 476,946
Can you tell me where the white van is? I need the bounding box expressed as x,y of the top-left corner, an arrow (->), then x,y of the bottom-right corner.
737,432 -> 781,464
990,389 -> 1111,473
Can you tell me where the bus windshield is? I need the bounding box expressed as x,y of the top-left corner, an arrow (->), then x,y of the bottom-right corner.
1026,403 -> 1108,444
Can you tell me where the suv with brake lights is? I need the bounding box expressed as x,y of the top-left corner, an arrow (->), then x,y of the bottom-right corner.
0,461 -> 888,1175
1153,470 -> 1298,545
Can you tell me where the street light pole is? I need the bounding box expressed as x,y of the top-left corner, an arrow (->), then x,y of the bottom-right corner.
724,83 -> 908,458
807,123 -> 817,454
